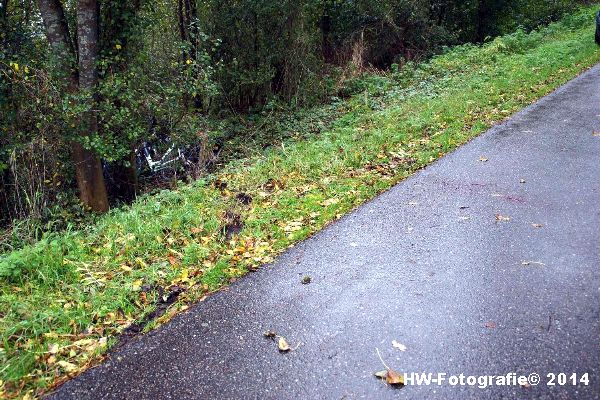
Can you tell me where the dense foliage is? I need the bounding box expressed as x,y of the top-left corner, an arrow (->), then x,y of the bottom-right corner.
0,0 -> 589,244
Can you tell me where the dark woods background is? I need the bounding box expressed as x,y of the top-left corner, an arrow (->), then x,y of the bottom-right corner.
0,0 -> 587,241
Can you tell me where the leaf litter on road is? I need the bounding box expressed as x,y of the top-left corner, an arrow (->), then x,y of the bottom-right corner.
374,348 -> 405,386
263,330 -> 300,353
392,340 -> 407,352
278,337 -> 291,352
521,261 -> 545,266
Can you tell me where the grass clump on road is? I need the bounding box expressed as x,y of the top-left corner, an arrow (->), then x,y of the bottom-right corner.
1,6 -> 600,398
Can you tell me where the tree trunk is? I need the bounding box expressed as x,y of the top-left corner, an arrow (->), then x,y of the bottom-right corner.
76,0 -> 109,212
38,0 -> 109,213
37,0 -> 76,65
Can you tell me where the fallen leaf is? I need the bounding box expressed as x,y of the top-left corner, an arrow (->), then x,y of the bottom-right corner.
374,370 -> 388,379
72,338 -> 95,347
386,369 -> 405,385
392,340 -> 407,352
167,254 -> 179,266
522,261 -> 545,266
321,198 -> 340,207
592,131 -> 600,137
135,257 -> 147,268
519,179 -> 526,184
48,343 -> 59,354
179,269 -> 190,283
484,321 -> 497,329
479,156 -> 489,162
374,348 -> 404,386
301,276 -> 312,285
263,330 -> 277,338
132,280 -> 143,291
495,214 -> 510,222
57,360 -> 78,373
532,223 -> 543,228
278,336 -> 291,352
284,221 -> 304,232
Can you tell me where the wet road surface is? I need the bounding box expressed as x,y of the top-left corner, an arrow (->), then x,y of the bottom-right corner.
50,64 -> 600,399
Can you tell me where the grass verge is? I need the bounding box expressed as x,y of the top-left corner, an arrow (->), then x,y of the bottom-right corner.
1,6 -> 599,398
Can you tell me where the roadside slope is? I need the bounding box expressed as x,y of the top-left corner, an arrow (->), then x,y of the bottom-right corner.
52,62 -> 600,400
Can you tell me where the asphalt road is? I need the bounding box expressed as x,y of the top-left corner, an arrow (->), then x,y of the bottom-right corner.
50,64 -> 600,400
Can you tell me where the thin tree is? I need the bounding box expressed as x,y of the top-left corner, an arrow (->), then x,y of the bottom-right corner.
37,0 -> 109,212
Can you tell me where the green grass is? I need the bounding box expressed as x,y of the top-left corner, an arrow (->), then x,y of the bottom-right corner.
1,6 -> 600,398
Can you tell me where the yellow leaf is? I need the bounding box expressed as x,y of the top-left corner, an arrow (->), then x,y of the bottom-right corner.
72,338 -> 95,347
132,280 -> 143,291
57,360 -> 78,372
278,337 -> 290,352
48,343 -> 59,354
283,221 -> 303,232
321,198 -> 340,207
180,269 -> 189,282
135,258 -> 148,268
